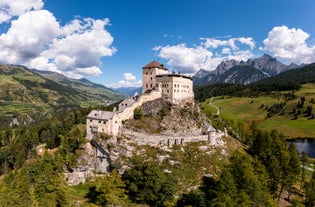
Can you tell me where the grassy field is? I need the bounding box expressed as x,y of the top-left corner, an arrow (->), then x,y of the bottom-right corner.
202,84 -> 315,138
0,101 -> 45,116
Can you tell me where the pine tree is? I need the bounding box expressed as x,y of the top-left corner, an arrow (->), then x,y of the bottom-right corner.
286,143 -> 301,200
305,171 -> 315,207
123,157 -> 177,206
300,151 -> 308,190
87,170 -> 129,206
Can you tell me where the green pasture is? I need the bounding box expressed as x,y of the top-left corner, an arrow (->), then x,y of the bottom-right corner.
202,84 -> 315,138
0,101 -> 45,116
0,75 -> 19,85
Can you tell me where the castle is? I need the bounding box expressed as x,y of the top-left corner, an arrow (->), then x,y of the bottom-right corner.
86,60 -> 194,138
142,61 -> 194,104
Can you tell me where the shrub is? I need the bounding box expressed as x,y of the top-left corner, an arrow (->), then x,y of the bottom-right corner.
133,108 -> 143,120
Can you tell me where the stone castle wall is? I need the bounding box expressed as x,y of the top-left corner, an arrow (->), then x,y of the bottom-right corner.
117,89 -> 162,121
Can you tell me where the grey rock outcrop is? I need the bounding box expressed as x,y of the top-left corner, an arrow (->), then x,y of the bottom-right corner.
192,54 -> 302,85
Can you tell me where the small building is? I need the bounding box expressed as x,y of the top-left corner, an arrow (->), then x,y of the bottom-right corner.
207,124 -> 226,146
118,92 -> 139,111
86,110 -> 121,138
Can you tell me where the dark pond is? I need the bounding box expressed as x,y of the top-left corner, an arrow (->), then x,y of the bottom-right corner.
286,139 -> 315,158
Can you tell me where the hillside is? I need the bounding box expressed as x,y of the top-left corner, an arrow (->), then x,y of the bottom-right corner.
0,64 -> 124,127
32,69 -> 126,103
194,63 -> 315,101
0,96 -> 311,206
202,83 -> 315,138
252,63 -> 315,90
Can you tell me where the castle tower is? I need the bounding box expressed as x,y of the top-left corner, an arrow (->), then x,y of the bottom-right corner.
142,61 -> 168,94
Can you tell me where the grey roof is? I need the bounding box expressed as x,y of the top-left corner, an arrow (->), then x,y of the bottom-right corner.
87,110 -> 115,120
156,73 -> 192,80
207,125 -> 216,132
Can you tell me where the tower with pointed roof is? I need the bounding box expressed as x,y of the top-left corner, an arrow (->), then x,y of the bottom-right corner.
142,60 -> 169,94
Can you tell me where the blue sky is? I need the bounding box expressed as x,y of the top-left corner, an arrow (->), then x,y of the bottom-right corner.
0,0 -> 315,88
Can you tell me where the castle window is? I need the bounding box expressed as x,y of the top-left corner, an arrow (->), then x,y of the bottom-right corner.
90,119 -> 92,122
150,77 -> 152,80
98,120 -> 101,123
150,84 -> 152,87
146,84 -> 148,88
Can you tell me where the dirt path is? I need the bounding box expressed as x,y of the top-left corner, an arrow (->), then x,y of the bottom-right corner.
209,98 -> 220,116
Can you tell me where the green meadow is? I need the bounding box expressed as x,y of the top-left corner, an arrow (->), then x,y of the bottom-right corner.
202,84 -> 315,138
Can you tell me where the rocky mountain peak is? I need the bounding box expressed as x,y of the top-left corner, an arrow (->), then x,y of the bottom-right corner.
192,54 -> 302,86
260,54 -> 275,61
246,54 -> 286,76
194,69 -> 211,78
214,59 -> 240,75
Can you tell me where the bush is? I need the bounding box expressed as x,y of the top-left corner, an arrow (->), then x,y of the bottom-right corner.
133,108 -> 143,120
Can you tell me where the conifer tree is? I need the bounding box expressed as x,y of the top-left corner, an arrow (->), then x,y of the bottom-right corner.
286,143 -> 301,200
305,171 -> 315,207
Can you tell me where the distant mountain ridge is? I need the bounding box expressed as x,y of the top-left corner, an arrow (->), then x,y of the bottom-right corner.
32,69 -> 126,102
112,87 -> 142,96
193,54 -> 302,85
212,65 -> 269,85
0,64 -> 125,127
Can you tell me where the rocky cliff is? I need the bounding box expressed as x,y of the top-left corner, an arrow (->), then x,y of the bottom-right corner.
193,54 -> 302,85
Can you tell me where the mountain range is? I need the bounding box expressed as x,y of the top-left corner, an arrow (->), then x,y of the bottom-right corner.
0,64 -> 125,127
112,87 -> 142,97
193,54 -> 301,85
32,69 -> 126,102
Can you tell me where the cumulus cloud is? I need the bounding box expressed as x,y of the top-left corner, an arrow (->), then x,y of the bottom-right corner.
0,0 -> 116,78
262,26 -> 315,64
0,10 -> 60,63
153,37 -> 255,74
201,37 -> 255,50
0,0 -> 44,23
110,72 -> 142,88
124,73 -> 136,81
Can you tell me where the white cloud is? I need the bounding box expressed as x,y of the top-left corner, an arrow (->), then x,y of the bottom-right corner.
116,80 -> 142,88
153,37 -> 255,74
262,26 -> 315,64
222,48 -> 231,55
39,17 -> 116,78
153,44 -> 217,74
110,72 -> 142,88
202,38 -> 238,50
0,10 -> 60,63
238,37 -> 255,49
124,73 -> 136,81
0,0 -> 44,23
0,0 -> 116,79
201,37 -> 255,50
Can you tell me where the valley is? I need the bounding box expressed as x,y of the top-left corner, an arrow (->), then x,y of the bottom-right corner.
1,58 -> 315,206
201,83 -> 315,138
